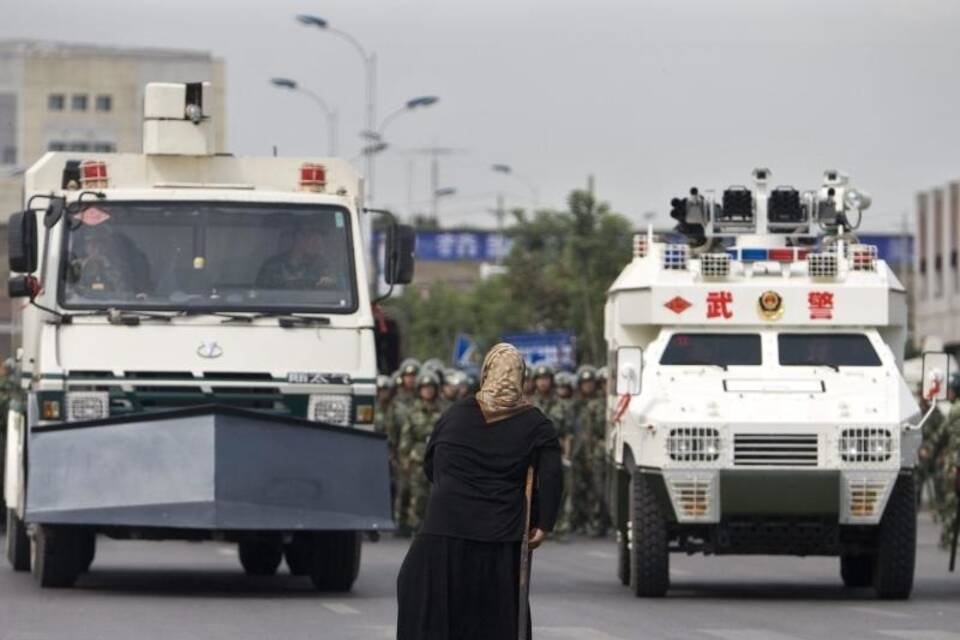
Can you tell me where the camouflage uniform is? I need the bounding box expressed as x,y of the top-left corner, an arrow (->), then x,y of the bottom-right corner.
918,397 -> 948,512
572,366 -> 610,536
391,359 -> 421,534
399,372 -> 443,532
937,401 -> 960,548
548,371 -> 577,537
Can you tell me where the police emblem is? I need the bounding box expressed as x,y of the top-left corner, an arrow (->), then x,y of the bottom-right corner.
757,290 -> 784,321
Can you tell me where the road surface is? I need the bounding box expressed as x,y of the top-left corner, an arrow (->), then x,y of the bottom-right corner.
2,516 -> 960,639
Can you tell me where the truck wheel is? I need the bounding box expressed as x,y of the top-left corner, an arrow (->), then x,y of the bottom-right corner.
617,529 -> 630,586
873,474 -> 916,600
31,525 -> 84,588
840,554 -> 874,588
238,536 -> 283,577
309,531 -> 361,592
283,534 -> 313,576
5,509 -> 31,572
628,472 -> 669,597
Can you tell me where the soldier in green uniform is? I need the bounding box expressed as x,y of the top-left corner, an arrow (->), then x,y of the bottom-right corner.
548,371 -> 577,538
440,369 -> 462,410
374,374 -> 398,506
935,375 -> 960,547
392,359 -> 421,535
523,366 -> 536,401
530,364 -> 557,415
256,227 -> 338,289
572,366 -> 610,536
399,371 -> 443,532
919,388 -> 948,512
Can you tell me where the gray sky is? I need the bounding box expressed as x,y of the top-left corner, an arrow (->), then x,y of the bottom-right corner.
4,0 -> 959,230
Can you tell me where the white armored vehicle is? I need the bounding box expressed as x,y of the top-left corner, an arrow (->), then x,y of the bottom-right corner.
605,168 -> 922,599
4,82 -> 415,589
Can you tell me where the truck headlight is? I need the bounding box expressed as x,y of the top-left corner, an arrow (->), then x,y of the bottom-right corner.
307,394 -> 352,427
667,427 -> 721,462
839,428 -> 893,463
66,391 -> 110,422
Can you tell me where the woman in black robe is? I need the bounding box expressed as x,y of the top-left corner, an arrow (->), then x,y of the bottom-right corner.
397,343 -> 564,640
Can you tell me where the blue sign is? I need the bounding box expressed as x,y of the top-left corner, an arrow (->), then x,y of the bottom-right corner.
501,331 -> 577,370
453,333 -> 479,368
374,231 -> 512,263
858,234 -> 913,266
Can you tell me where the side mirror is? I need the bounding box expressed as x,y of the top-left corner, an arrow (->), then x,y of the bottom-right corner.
922,351 -> 951,402
8,210 -> 38,274
8,275 -> 39,299
616,346 -> 643,396
385,224 -> 416,285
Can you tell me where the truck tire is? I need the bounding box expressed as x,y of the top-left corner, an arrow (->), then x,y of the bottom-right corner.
617,529 -> 630,586
628,472 -> 669,597
5,509 -> 30,572
873,474 -> 916,600
238,536 -> 283,576
840,554 -> 874,588
283,534 -> 312,576
31,525 -> 86,588
309,531 -> 362,592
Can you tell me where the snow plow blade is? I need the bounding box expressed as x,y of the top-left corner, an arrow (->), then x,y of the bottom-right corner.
26,405 -> 394,531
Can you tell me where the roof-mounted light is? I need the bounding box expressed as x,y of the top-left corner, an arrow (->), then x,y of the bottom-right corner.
850,244 -> 878,272
299,163 -> 327,192
662,244 -> 689,271
79,160 -> 108,189
700,253 -> 730,279
633,233 -> 648,258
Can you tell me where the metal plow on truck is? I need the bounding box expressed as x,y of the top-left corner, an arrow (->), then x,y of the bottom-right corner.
20,405 -> 393,589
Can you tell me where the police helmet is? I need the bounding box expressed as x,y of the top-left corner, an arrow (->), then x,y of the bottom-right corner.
417,371 -> 440,388
577,365 -> 598,383
399,358 -> 421,376
532,364 -> 555,380
555,371 -> 575,388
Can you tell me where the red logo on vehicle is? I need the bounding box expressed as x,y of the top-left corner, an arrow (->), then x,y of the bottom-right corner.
808,291 -> 834,320
706,291 -> 733,319
664,296 -> 692,315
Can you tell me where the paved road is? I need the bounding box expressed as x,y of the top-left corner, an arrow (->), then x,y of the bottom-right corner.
2,515 -> 960,640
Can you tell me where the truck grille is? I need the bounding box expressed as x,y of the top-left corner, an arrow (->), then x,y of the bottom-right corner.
734,434 -> 818,467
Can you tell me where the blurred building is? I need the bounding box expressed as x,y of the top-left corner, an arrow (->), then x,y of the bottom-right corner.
0,40 -> 225,356
915,182 -> 960,350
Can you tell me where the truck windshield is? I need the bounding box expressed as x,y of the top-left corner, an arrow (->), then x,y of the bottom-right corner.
778,333 -> 881,367
660,333 -> 762,367
60,201 -> 357,313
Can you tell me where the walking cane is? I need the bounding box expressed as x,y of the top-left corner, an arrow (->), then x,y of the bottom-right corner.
518,465 -> 535,640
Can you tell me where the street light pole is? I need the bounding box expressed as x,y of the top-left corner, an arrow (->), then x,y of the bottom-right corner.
270,78 -> 338,155
492,163 -> 539,211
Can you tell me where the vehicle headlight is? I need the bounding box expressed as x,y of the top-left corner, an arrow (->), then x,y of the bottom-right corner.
839,428 -> 893,463
66,391 -> 110,422
667,427 -> 721,462
307,394 -> 352,427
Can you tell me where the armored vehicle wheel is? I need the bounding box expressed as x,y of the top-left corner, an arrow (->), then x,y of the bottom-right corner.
5,509 -> 30,571
840,554 -> 874,588
617,529 -> 630,586
283,534 -> 313,576
309,531 -> 362,592
238,536 -> 283,576
628,472 -> 669,597
873,474 -> 916,600
31,525 -> 90,588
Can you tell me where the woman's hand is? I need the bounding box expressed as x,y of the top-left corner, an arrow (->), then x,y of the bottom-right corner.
528,528 -> 546,550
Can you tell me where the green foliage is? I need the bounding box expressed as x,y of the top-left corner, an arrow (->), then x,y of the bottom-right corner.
383,188 -> 634,366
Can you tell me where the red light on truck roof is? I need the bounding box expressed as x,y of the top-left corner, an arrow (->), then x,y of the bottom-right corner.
79,160 -> 108,189
300,163 -> 327,192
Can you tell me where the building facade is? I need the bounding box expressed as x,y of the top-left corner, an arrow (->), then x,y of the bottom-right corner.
0,40 -> 225,356
915,181 -> 960,350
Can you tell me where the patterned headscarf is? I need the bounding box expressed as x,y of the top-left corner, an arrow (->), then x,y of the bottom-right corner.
476,343 -> 532,424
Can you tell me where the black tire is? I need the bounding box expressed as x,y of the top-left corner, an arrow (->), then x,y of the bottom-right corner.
283,534 -> 313,576
5,509 -> 31,572
309,531 -> 362,592
873,473 -> 916,600
840,554 -> 874,588
617,529 -> 630,586
238,536 -> 283,577
628,472 -> 669,597
31,525 -> 86,588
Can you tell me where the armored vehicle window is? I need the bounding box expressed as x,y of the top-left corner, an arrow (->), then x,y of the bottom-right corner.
660,333 -> 762,367
60,201 -> 357,314
778,333 -> 881,368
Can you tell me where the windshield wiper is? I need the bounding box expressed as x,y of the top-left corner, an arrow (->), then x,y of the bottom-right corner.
210,311 -> 331,327
76,309 -> 176,326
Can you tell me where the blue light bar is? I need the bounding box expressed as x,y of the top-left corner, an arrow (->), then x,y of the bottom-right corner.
740,248 -> 768,262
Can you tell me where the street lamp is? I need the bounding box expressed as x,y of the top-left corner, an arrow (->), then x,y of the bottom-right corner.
296,14 -> 378,196
491,163 -> 539,210
269,77 -> 339,156
372,95 -> 440,142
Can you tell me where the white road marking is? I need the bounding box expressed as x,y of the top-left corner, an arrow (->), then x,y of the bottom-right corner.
878,632 -> 960,640
322,602 -> 360,615
848,606 -> 914,620
699,630 -> 806,640
538,628 -> 626,640
586,550 -> 614,559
